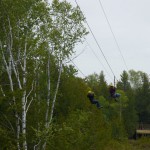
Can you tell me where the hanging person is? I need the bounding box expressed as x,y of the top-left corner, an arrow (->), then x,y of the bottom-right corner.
109,84 -> 120,101
87,91 -> 103,109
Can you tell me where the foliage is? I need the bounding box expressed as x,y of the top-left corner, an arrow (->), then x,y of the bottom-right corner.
0,0 -> 150,149
129,138 -> 150,150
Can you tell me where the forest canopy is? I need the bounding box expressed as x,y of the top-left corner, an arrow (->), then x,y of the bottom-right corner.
0,0 -> 149,150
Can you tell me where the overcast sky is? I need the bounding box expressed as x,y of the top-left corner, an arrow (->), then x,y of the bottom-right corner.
51,0 -> 150,83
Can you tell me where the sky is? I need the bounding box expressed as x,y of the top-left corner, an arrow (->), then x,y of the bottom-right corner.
50,0 -> 150,83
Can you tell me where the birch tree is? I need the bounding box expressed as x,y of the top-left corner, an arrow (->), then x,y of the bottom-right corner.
42,0 -> 88,149
0,0 -> 88,149
0,0 -> 51,149
49,0 -> 87,123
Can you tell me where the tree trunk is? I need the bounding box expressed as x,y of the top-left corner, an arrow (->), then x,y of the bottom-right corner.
43,61 -> 63,150
42,50 -> 51,150
22,41 -> 27,150
45,50 -> 51,129
22,90 -> 27,150
16,116 -> 21,150
2,49 -> 21,150
49,62 -> 63,124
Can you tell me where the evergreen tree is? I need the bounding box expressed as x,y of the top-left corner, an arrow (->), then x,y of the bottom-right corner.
99,71 -> 109,99
116,71 -> 138,137
117,70 -> 131,92
86,72 -> 100,96
136,73 -> 150,123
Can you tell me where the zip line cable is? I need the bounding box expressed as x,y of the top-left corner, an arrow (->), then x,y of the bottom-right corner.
68,44 -> 87,63
86,19 -> 116,79
85,40 -> 113,81
66,42 -> 113,81
74,0 -> 118,81
67,43 -> 113,81
70,59 -> 86,78
64,46 -> 87,78
98,0 -> 129,71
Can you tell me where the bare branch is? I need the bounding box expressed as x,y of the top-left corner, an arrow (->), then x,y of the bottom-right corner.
26,97 -> 34,114
0,85 -> 6,97
25,81 -> 34,113
26,81 -> 34,103
2,51 -> 14,91
34,140 -> 41,150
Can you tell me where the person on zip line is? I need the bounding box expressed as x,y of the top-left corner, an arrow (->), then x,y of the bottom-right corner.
109,84 -> 120,101
87,91 -> 103,109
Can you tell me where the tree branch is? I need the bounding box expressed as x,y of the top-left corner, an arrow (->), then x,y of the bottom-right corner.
0,85 -> 6,97
26,97 -> 34,114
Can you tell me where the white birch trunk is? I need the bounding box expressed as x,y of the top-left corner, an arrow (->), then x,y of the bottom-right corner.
45,50 -> 51,128
22,90 -> 27,150
8,17 -> 22,149
42,50 -> 51,150
49,62 -> 63,124
2,48 -> 21,150
10,49 -> 22,89
2,14 -> 36,150
16,116 -> 21,150
7,16 -> 22,90
34,64 -> 42,150
0,85 -> 6,97
22,41 -> 27,150
43,61 -> 63,150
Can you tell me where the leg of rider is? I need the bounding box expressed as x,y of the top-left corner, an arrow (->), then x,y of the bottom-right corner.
115,93 -> 120,98
92,99 -> 101,108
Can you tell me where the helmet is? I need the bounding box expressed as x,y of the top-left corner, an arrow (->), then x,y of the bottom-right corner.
88,91 -> 94,95
88,91 -> 92,94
